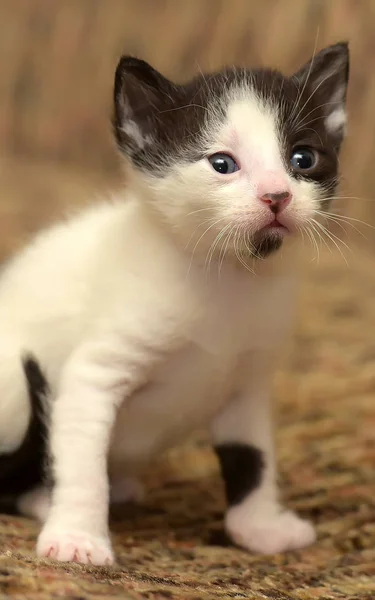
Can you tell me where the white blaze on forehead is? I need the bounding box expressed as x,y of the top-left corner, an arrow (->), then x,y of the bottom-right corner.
221,91 -> 285,173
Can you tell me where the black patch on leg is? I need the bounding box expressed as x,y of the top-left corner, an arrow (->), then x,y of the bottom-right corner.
0,355 -> 49,504
214,443 -> 264,506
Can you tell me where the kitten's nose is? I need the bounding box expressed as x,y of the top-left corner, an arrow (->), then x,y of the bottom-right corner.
259,191 -> 292,214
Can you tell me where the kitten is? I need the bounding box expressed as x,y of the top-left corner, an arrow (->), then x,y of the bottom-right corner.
0,42 -> 349,565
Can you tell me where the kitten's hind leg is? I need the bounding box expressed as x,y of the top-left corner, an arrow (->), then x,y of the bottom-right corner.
0,342 -> 32,455
18,475 -> 146,521
17,486 -> 51,522
211,352 -> 316,555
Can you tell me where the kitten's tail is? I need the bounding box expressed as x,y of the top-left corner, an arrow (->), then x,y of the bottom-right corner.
0,355 -> 49,512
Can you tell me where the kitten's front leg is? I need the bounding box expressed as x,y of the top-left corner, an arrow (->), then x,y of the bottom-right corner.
36,337 -> 151,565
211,356 -> 316,555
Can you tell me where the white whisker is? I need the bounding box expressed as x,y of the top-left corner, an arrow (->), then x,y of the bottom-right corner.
310,218 -> 350,265
185,217 -> 227,278
205,222 -> 232,278
288,28 -> 320,125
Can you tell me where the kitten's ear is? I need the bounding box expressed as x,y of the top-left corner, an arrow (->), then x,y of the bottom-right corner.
113,56 -> 176,154
293,42 -> 349,146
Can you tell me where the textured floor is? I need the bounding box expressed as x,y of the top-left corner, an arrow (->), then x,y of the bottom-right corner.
0,166 -> 375,599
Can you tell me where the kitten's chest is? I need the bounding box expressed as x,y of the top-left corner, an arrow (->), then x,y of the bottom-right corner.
192,268 -> 295,354
110,341 -> 235,465
110,270 -> 295,465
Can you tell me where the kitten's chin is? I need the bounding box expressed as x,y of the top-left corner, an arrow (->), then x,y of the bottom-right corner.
243,227 -> 288,259
252,230 -> 284,258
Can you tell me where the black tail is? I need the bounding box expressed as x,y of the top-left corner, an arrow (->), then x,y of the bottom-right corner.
0,356 -> 49,505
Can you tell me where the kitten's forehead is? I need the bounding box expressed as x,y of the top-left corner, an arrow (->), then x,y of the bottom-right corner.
143,68 -> 295,168
188,67 -> 331,159
178,68 -> 301,165
213,88 -> 284,172
191,68 -> 292,126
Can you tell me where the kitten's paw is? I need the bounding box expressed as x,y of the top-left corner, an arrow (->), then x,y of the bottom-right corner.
110,475 -> 144,504
226,506 -> 316,555
36,528 -> 114,565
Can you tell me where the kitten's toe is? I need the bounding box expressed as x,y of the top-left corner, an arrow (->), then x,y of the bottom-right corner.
225,505 -> 316,554
36,528 -> 114,565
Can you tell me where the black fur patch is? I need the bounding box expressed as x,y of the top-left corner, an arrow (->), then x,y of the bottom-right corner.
215,443 -> 264,506
0,356 -> 49,501
252,230 -> 284,258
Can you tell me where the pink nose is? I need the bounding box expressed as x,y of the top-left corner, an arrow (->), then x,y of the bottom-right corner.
259,190 -> 292,213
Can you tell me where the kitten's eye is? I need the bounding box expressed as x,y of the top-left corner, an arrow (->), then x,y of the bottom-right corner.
208,153 -> 239,174
290,147 -> 317,172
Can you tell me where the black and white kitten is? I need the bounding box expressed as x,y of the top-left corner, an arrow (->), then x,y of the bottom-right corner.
0,43 -> 349,564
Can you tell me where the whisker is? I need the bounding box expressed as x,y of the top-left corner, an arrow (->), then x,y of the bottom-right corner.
243,228 -> 256,258
294,100 -> 342,130
186,217 -> 227,278
293,126 -> 323,145
294,114 -> 329,131
205,223 -> 232,278
218,226 -> 235,277
233,226 -> 256,274
318,195 -> 375,204
291,69 -> 337,130
319,211 -> 375,230
311,218 -> 350,265
158,103 -> 210,115
320,214 -> 353,236
317,211 -> 367,239
184,215 -> 220,253
309,220 -> 331,254
304,223 -> 321,263
186,207 -> 217,218
288,28 -> 320,125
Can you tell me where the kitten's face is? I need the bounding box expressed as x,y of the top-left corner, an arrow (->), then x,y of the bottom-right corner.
114,44 -> 349,259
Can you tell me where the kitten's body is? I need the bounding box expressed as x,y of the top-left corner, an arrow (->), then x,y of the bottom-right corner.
0,43 -> 349,564
0,197 -> 293,465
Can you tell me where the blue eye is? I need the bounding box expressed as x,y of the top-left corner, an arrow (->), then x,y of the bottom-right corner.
290,147 -> 317,172
208,153 -> 239,174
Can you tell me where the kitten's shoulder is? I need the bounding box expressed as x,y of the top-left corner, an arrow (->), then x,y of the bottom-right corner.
0,195 -> 139,300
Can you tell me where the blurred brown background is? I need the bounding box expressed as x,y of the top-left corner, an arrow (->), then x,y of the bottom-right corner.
0,0 -> 374,259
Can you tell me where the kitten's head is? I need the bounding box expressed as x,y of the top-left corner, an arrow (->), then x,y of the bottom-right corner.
113,43 -> 349,259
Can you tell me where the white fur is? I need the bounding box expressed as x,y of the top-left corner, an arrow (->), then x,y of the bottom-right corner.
0,90 -> 322,564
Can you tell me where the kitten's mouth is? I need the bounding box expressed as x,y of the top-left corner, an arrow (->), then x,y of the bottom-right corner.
262,217 -> 290,232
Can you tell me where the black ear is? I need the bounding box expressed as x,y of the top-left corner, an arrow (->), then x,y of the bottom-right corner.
293,42 -> 349,146
113,56 -> 176,155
